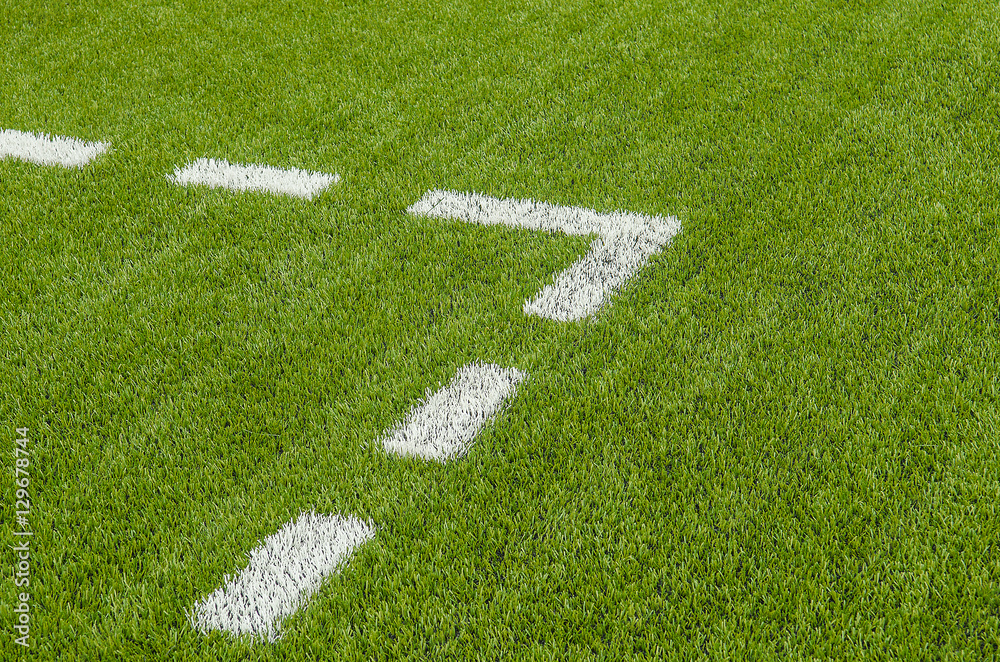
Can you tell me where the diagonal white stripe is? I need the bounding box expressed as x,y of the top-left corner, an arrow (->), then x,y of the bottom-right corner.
168,158 -> 340,200
524,228 -> 672,321
189,512 -> 375,642
407,190 -> 681,321
0,129 -> 109,168
382,362 -> 527,462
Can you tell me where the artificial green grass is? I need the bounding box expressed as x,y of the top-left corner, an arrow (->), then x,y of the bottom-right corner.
2,0 -> 999,658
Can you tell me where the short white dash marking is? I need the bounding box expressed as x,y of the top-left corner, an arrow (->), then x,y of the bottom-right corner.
0,129 -> 109,168
408,190 -> 681,321
189,512 -> 375,642
383,362 -> 526,462
168,158 -> 340,199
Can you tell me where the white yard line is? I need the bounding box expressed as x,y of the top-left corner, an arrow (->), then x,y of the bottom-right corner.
408,190 -> 681,321
189,512 -> 375,642
168,158 -> 339,199
382,362 -> 527,462
0,129 -> 109,168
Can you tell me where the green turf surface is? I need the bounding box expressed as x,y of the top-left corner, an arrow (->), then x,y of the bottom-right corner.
3,0 -> 999,658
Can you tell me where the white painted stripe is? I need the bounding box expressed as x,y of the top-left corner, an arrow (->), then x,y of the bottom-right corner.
407,190 -> 681,321
0,129 -> 109,168
189,512 -> 375,642
383,362 -> 526,462
168,158 -> 339,199
523,230 -> 669,321
408,189 -> 603,236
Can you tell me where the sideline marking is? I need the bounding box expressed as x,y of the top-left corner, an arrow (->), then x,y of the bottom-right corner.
189,512 -> 375,642
382,362 -> 526,462
0,129 -> 109,168
168,158 -> 339,199
408,190 -> 681,321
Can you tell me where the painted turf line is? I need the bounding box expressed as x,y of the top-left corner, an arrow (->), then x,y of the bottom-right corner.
168,158 -> 339,199
189,512 -> 375,642
383,362 -> 527,462
408,190 -> 681,321
0,129 -> 109,168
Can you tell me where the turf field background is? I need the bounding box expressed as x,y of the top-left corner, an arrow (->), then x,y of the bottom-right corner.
2,0 -> 999,658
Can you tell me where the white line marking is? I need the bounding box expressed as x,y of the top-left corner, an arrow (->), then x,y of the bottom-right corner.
0,129 -> 109,168
168,158 -> 340,199
408,190 -> 681,321
189,512 -> 375,642
382,362 -> 526,462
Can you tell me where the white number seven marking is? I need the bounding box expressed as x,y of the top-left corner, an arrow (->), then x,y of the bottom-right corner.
408,189 -> 682,321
